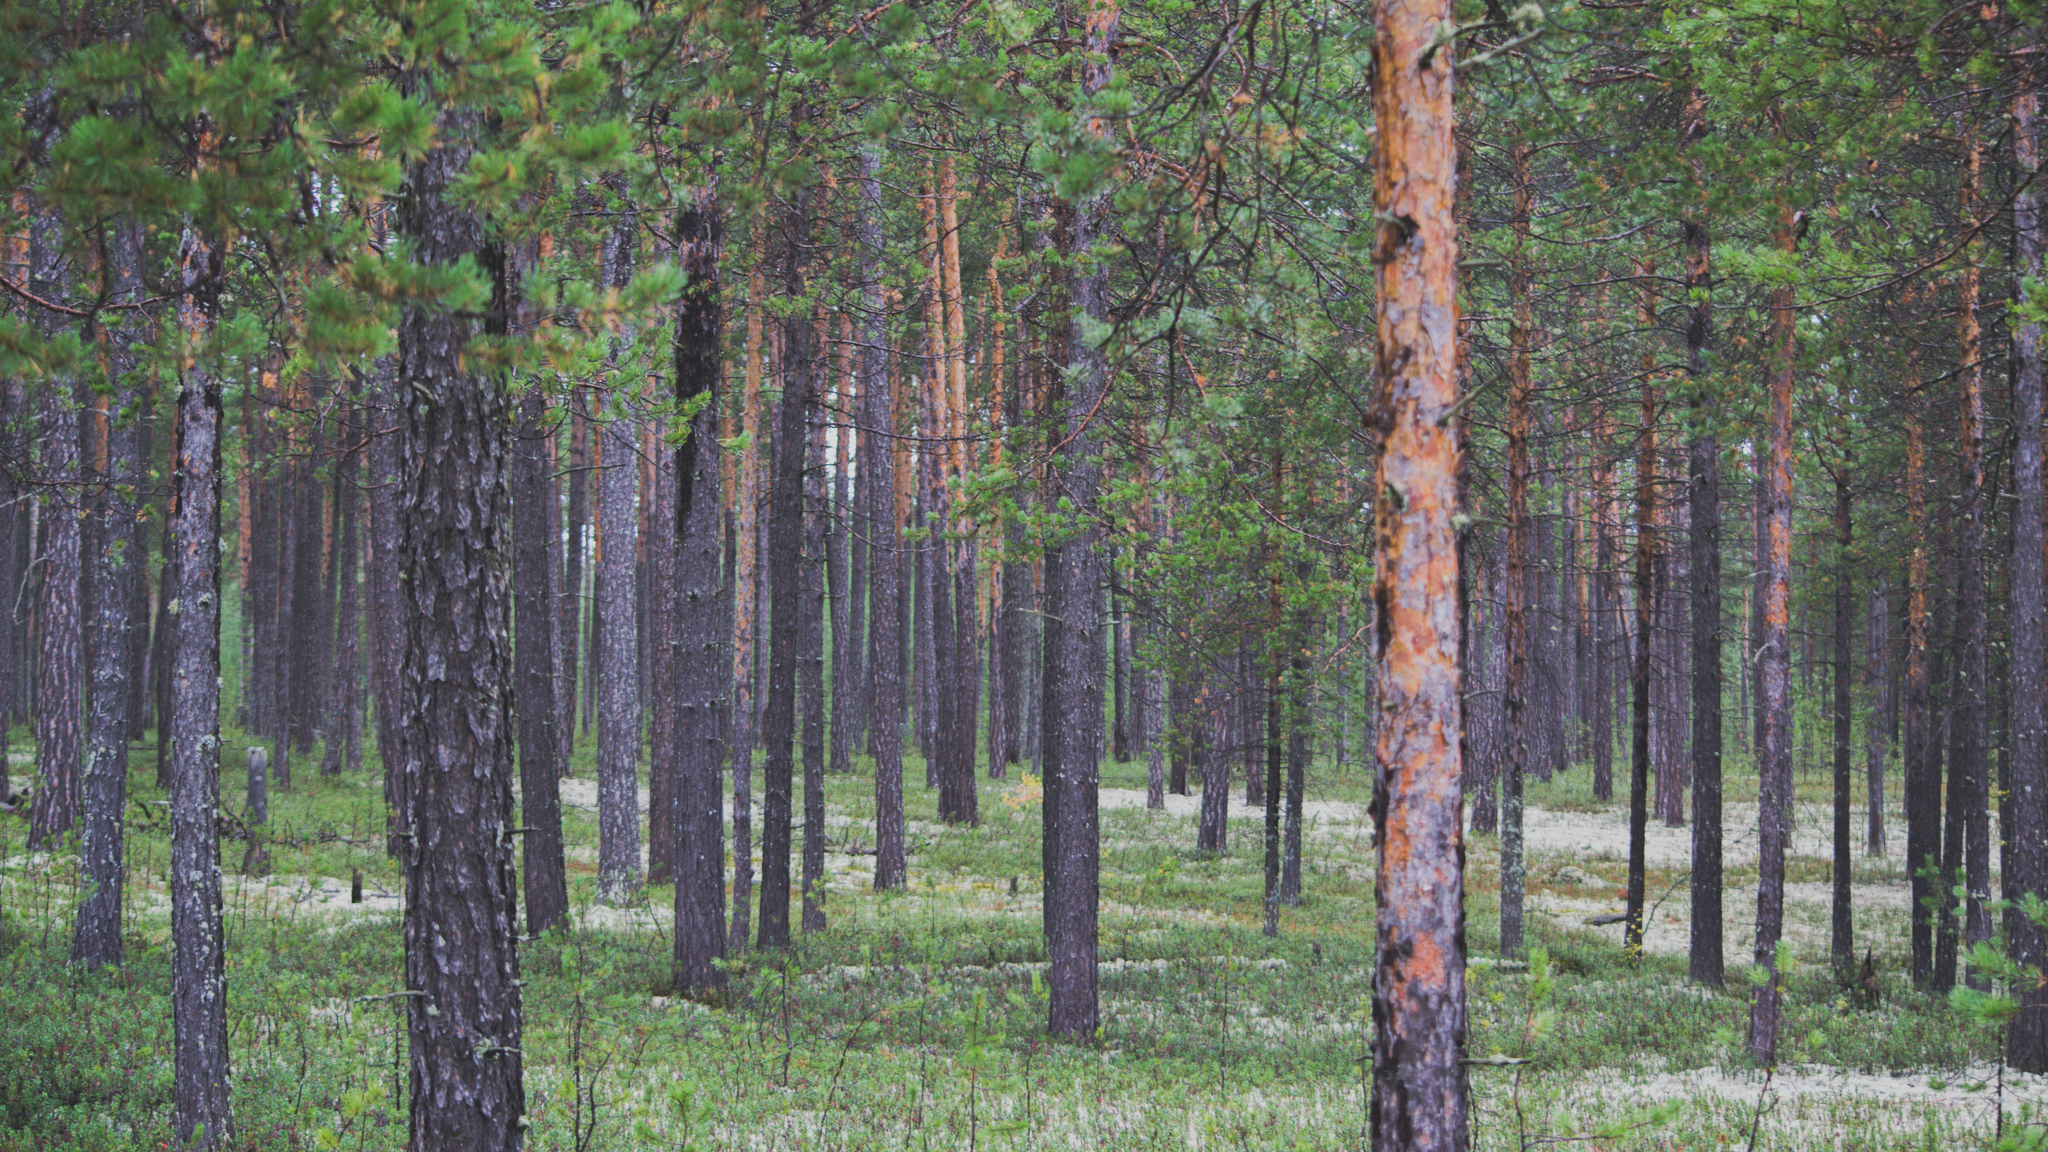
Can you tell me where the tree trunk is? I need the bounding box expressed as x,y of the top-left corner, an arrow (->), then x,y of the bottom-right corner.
671,191 -> 729,993
1625,279 -> 1657,958
861,147 -> 907,891
170,210 -> 233,1150
1682,190 -> 1723,987
1830,474 -> 1854,981
1367,0 -> 1469,1139
74,216 -> 145,970
562,402 -> 587,759
1197,692 -> 1228,852
729,223 -> 768,947
828,314 -> 859,780
1905,346 -> 1937,987
28,199 -> 82,850
760,191 -> 819,951
802,371 -> 829,935
1866,578 -> 1891,857
648,411 -> 679,887
1499,137 -> 1534,959
2011,49 -> 2048,1068
1747,208 -> 1801,1068
1043,1 -> 1117,1037
513,386 -> 569,938
368,365 -> 407,855
1956,133 -> 1994,986
394,91 -> 526,1148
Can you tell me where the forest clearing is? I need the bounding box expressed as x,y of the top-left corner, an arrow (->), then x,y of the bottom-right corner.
0,735 -> 2021,1151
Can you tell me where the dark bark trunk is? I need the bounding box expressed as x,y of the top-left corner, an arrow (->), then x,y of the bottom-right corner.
1281,616 -> 1309,906
74,216 -> 147,970
828,378 -> 858,779
170,216 -> 233,1150
2011,51 -> 2048,1068
1626,372 -> 1656,957
802,386 -> 828,934
1957,140 -> 1994,987
596,210 -> 642,907
1906,408 -> 1937,987
861,148 -> 907,891
1683,204 -> 1723,989
671,192 -> 728,993
563,403 -> 587,758
394,96 -> 526,1149
648,414 -> 678,887
1831,475 -> 1854,980
367,365 -> 407,855
320,435 -> 363,777
762,189 -> 819,949
1045,23 -> 1115,1031
1866,579 -> 1890,858
1500,139 -> 1533,956
513,387 -> 569,938
1197,698 -> 1227,852
28,201 -> 82,850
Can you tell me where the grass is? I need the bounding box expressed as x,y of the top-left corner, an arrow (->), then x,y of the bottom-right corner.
0,720 -> 2024,1151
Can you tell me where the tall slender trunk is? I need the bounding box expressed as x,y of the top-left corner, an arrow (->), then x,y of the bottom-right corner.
170,181 -> 233,1148
1682,182 -> 1723,987
319,436 -> 364,777
74,216 -> 146,969
1592,408 -> 1617,801
1956,133 -> 1994,984
648,412 -> 679,887
2010,48 -> 2048,1067
368,365 -> 407,854
671,191 -> 729,992
563,402 -> 587,758
729,222 -> 768,946
1747,207 -> 1802,1067
861,147 -> 906,890
1906,395 -> 1937,988
1830,474 -> 1855,980
828,314 -> 859,779
801,372 -> 828,935
1499,137 -> 1534,959
1367,0 -> 1469,1138
514,386 -> 569,937
1625,275 -> 1657,957
1866,578 -> 1890,857
1043,0 -> 1117,1040
759,190 -> 819,951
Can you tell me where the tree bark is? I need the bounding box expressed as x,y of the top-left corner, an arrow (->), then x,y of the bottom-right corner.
2011,50 -> 2048,1067
1955,132 -> 1994,986
1367,0 -> 1469,1139
513,387 -> 569,938
563,401 -> 587,758
170,209 -> 233,1150
394,93 -> 526,1149
1905,339 -> 1937,988
802,366 -> 829,935
74,216 -> 146,970
860,147 -> 908,891
1625,278 -> 1657,958
1830,474 -> 1854,981
595,208 -> 642,907
1682,186 -> 1723,987
1747,207 -> 1802,1068
759,191 -> 819,951
28,198 -> 82,850
1499,137 -> 1534,959
671,190 -> 729,993
1042,0 -> 1116,1040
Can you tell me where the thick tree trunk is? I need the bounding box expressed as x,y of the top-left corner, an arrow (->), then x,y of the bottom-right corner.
2010,55 -> 2048,1068
1367,0 -> 1469,1139
74,217 -> 146,970
1747,208 -> 1801,1068
513,387 -> 569,938
1197,694 -> 1228,852
318,436 -> 364,777
671,192 -> 729,992
28,201 -> 81,850
368,366 -> 407,854
861,148 -> 907,891
394,96 -> 525,1149
170,213 -> 233,1150
1683,195 -> 1723,988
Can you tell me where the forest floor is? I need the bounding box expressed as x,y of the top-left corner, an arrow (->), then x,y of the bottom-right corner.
0,736 -> 2020,1151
